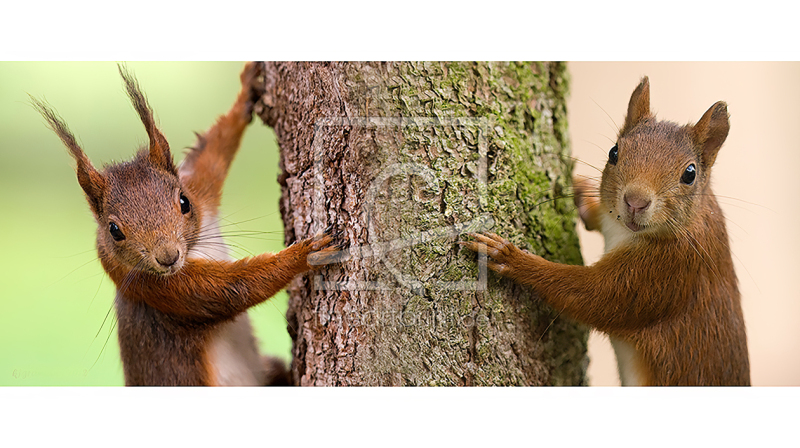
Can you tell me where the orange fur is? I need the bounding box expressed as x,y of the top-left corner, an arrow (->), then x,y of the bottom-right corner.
35,62 -> 337,386
101,235 -> 332,321
463,77 -> 749,386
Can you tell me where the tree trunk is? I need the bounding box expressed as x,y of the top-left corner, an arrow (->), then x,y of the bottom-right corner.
255,62 -> 587,386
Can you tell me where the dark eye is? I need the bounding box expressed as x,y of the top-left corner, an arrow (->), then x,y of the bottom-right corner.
109,222 -> 126,241
179,193 -> 191,214
681,164 -> 697,185
608,144 -> 618,165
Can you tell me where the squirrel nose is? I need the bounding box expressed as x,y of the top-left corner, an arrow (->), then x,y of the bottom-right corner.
624,193 -> 651,215
155,248 -> 180,267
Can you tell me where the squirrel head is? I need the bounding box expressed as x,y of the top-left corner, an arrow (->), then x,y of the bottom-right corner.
600,76 -> 730,238
34,65 -> 200,276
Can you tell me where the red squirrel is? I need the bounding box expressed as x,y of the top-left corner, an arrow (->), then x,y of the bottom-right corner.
462,77 -> 750,386
33,62 -> 339,386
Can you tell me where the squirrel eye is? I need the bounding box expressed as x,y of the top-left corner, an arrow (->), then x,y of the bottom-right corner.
681,164 -> 697,185
179,193 -> 191,214
608,145 -> 618,165
109,222 -> 126,241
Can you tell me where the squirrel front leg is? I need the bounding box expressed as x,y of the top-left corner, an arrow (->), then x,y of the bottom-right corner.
179,61 -> 265,211
461,232 -> 689,334
111,233 -> 338,323
572,176 -> 602,231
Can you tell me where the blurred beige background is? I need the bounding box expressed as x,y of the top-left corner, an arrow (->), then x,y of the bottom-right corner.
567,62 -> 800,386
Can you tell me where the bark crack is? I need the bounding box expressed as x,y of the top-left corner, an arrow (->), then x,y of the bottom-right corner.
260,61 -> 587,386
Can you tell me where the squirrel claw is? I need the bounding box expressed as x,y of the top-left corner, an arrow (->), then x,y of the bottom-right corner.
239,61 -> 266,122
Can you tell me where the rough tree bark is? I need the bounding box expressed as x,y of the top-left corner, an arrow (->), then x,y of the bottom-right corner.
255,62 -> 587,386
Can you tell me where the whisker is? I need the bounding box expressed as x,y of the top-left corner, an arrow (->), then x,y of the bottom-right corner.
664,193 -> 773,214
584,139 -> 616,157
222,234 -> 286,242
213,212 -> 282,232
94,305 -> 114,341
86,273 -> 106,312
721,215 -> 748,236
260,295 -> 295,336
189,249 -> 235,268
729,247 -> 761,295
569,156 -> 605,174
83,301 -> 114,364
91,315 -> 118,370
193,212 -> 280,235
589,96 -> 619,134
188,239 -> 257,258
711,194 -> 773,213
530,192 -> 599,210
573,173 -> 602,182
46,256 -> 102,289
669,217 -> 724,287
50,248 -> 99,259
537,308 -> 565,344
85,258 -> 147,370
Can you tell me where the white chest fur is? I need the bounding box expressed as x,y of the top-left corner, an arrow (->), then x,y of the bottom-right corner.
599,214 -> 646,386
188,213 -> 266,386
609,337 -> 645,386
599,213 -> 635,253
206,314 -> 265,386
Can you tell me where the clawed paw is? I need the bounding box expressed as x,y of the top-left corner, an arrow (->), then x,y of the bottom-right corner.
306,228 -> 348,266
459,232 -> 523,276
308,232 -> 334,252
239,61 -> 266,121
240,61 -> 264,91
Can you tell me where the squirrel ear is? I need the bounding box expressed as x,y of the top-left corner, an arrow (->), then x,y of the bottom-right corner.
692,101 -> 730,168
31,97 -> 108,215
74,157 -> 108,216
619,76 -> 651,136
117,64 -> 176,174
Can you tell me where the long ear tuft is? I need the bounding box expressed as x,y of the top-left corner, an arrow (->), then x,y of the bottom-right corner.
692,101 -> 730,168
619,76 -> 651,137
31,96 -> 107,215
117,64 -> 176,174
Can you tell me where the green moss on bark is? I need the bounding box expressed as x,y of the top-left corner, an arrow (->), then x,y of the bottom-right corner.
359,62 -> 587,385
268,62 -> 587,386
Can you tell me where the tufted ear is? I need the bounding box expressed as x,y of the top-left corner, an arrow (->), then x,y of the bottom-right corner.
32,97 -> 108,215
692,101 -> 730,168
619,76 -> 651,137
118,64 -> 176,174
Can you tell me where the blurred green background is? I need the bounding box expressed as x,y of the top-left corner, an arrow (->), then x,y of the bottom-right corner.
0,62 -> 291,385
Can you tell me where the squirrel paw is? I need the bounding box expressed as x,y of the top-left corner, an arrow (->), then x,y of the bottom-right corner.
239,61 -> 266,123
572,176 -> 601,231
459,232 -> 527,277
306,228 -> 348,267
